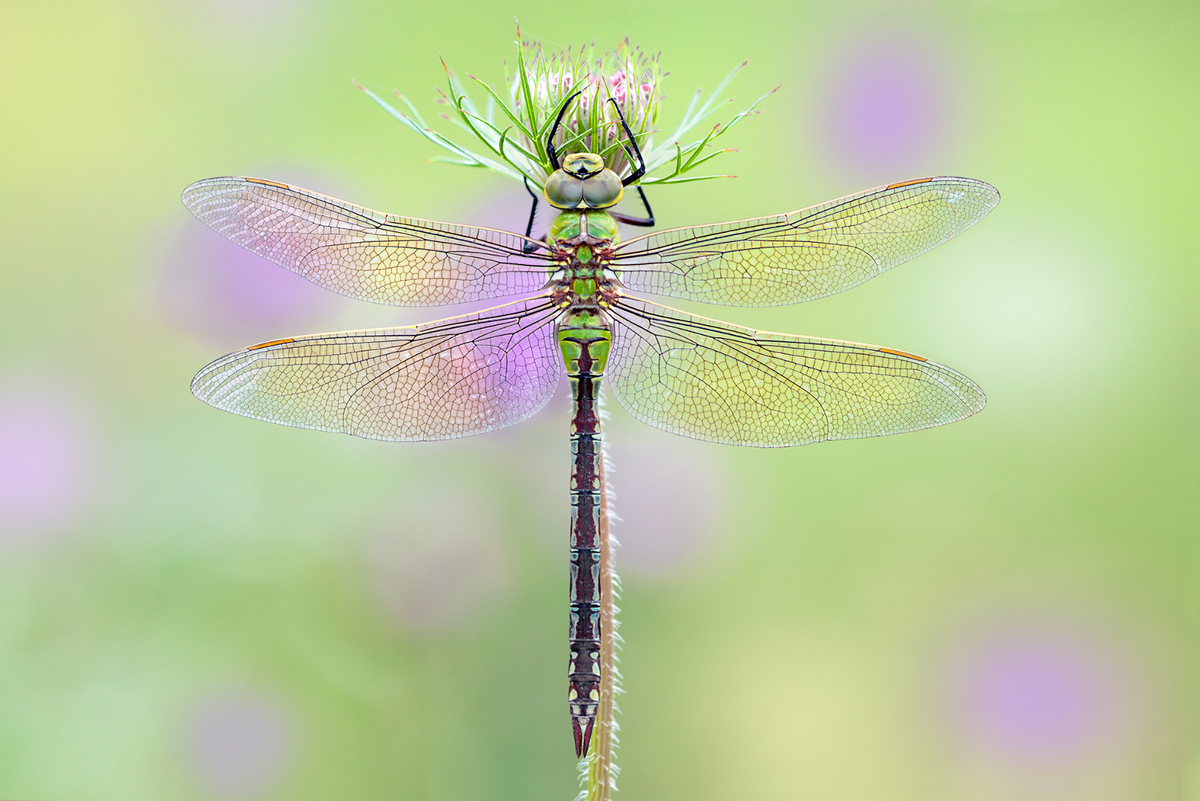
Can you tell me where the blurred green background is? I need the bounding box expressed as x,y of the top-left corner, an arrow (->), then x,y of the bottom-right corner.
2,1 -> 1198,799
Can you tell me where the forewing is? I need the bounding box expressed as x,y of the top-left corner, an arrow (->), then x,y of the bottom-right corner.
610,177 -> 999,307
182,177 -> 549,306
606,297 -> 985,447
191,298 -> 562,441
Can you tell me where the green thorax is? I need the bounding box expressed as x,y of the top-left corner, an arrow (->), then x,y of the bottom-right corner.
549,210 -> 617,379
548,210 -> 621,301
547,209 -> 621,249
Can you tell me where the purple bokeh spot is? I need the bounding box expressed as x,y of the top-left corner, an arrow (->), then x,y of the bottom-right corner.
186,691 -> 294,800
943,619 -> 1138,761
156,220 -> 339,348
155,171 -> 362,349
367,489 -> 512,633
459,184 -> 534,234
0,383 -> 95,544
611,433 -> 725,578
817,39 -> 951,175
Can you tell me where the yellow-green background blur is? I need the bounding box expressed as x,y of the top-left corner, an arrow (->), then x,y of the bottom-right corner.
2,1 -> 1197,799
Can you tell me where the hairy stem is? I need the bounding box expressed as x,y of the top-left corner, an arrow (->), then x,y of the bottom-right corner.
584,413 -> 618,800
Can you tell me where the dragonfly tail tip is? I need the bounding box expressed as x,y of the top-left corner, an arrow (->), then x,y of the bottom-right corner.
573,716 -> 595,758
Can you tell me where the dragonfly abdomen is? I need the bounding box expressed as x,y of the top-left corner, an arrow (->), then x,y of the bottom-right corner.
560,310 -> 611,757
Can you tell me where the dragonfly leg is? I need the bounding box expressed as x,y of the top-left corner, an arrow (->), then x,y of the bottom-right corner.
546,91 -> 583,172
608,98 -> 647,187
521,176 -> 546,254
609,186 -> 655,227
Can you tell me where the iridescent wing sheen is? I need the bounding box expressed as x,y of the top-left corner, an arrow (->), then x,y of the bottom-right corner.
609,177 -> 999,307
605,297 -> 985,447
191,297 -> 562,441
181,177 -> 550,306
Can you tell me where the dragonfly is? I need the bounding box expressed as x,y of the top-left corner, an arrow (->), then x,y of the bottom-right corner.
183,95 -> 998,758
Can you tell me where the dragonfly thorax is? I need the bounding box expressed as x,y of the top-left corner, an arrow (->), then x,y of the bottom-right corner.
544,209 -> 621,306
547,208 -> 620,249
544,153 -> 624,210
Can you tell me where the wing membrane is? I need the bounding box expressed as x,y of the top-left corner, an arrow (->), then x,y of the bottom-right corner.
605,297 -> 985,447
610,177 -> 999,307
182,177 -> 550,306
191,297 -> 562,441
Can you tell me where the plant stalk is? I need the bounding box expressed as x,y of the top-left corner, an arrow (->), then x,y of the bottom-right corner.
584,418 -> 618,800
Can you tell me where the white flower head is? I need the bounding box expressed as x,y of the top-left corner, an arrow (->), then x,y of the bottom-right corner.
361,27 -> 775,189
513,37 -> 661,180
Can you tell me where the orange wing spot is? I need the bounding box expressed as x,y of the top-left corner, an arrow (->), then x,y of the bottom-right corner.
248,338 -> 295,351
880,347 -> 927,362
246,178 -> 290,189
886,177 -> 934,190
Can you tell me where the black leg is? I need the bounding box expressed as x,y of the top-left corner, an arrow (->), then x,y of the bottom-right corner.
608,98 -> 647,187
609,186 -> 655,227
521,176 -> 543,254
546,91 -> 582,172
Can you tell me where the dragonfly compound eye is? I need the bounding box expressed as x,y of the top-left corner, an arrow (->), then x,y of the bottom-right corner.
581,169 -> 624,209
544,171 -> 585,209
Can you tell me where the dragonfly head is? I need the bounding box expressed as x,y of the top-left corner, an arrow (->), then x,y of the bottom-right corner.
562,152 -> 606,179
545,153 -> 624,211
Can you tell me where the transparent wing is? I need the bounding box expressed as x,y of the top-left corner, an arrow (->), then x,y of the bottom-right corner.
182,177 -> 550,306
191,297 -> 562,441
610,177 -> 999,307
606,297 -> 985,447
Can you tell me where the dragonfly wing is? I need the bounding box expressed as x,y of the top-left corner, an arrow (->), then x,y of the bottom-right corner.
610,177 -> 999,307
191,297 -> 562,441
182,177 -> 549,306
606,297 -> 985,447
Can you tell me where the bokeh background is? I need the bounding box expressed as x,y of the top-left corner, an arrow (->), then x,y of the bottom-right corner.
1,1 -> 1197,799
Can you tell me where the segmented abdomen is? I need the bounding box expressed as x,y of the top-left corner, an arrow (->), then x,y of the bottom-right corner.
565,328 -> 606,758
